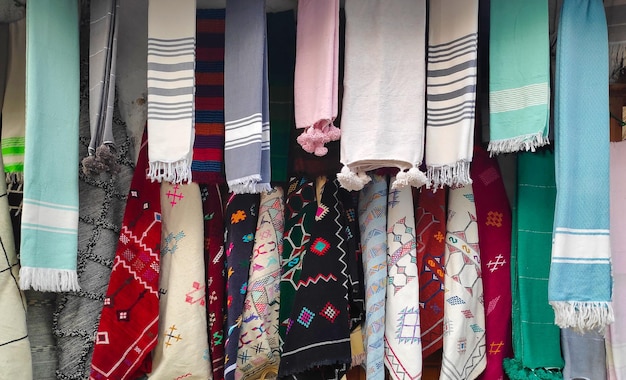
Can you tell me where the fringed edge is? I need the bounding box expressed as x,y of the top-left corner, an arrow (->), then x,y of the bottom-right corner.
502,358 -> 563,380
227,174 -> 271,194
337,166 -> 371,192
487,132 -> 550,155
550,301 -> 614,332
147,159 -> 192,184
5,171 -> 23,185
426,160 -> 472,189
391,167 -> 427,189
18,267 -> 81,292
296,122 -> 341,157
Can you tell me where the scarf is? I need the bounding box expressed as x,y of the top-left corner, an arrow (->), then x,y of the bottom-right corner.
441,184 -> 486,380
149,182 -> 212,379
503,150 -> 563,379
549,0 -> 613,331
201,183 -> 226,380
415,187 -> 446,359
90,134 -> 162,380
83,0 -> 119,176
193,9 -> 225,184
19,0 -> 80,292
278,178 -> 352,377
425,0 -> 478,189
472,147 -> 512,380
384,178 -> 422,380
488,0 -> 550,154
338,0 -> 427,192
146,0 -> 196,183
561,328 -> 607,380
1,18 -> 25,184
224,193 -> 261,380
236,188 -> 284,380
224,0 -> 271,194
294,0 -> 341,157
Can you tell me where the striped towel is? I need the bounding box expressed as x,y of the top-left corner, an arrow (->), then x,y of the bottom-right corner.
146,0 -> 196,184
193,9 -> 225,184
425,0 -> 479,189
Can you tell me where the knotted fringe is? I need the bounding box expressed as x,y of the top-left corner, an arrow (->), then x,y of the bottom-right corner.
19,267 -> 81,292
296,122 -> 341,157
426,160 -> 472,189
391,167 -> 427,189
81,143 -> 120,176
488,132 -> 550,155
337,166 -> 371,192
5,171 -> 23,185
550,301 -> 614,332
502,358 -> 563,380
147,159 -> 191,184
227,174 -> 272,194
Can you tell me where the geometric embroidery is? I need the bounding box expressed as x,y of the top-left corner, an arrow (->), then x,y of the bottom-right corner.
315,204 -> 329,221
461,309 -> 474,318
395,307 -> 421,344
486,254 -> 506,272
485,211 -> 503,227
447,296 -> 465,305
310,237 -> 331,256
96,332 -> 110,345
320,302 -> 340,323
162,231 -> 185,255
231,209 -> 247,224
166,183 -> 184,206
164,325 -> 183,348
488,341 -> 504,355
185,281 -> 206,306
297,307 -> 315,328
469,324 -> 484,333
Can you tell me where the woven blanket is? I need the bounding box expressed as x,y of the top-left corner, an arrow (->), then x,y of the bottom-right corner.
384,179 -> 422,380
415,187 -> 446,359
294,0 -> 340,157
224,0 -> 271,194
441,184 -> 486,380
425,0 -> 478,189
338,0 -> 427,192
562,328 -> 606,380
193,9 -> 225,184
149,182 -> 212,379
90,133 -> 162,380
224,193 -> 261,380
488,0 -> 550,154
19,0 -> 81,292
549,0 -> 614,331
1,18 -> 25,184
236,188 -> 283,380
472,146 -> 512,380
146,0 -> 196,183
83,0 -> 119,176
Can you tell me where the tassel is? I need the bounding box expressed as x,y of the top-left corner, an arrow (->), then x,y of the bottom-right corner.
337,166 -> 370,191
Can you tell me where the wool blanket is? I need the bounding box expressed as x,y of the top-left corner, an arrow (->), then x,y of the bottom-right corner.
488,0 -> 550,154
338,0 -> 427,192
549,0 -> 614,331
193,9 -> 225,184
19,0 -> 81,292
224,0 -> 271,194
1,18 -> 25,184
236,188 -> 284,380
90,134 -> 162,380
294,0 -> 341,157
425,0 -> 478,189
146,0 -> 196,183
562,328 -> 606,380
441,184 -> 486,380
83,0 -> 119,176
384,178 -> 422,380
472,147 -> 512,380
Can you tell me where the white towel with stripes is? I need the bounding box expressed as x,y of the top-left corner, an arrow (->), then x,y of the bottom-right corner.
147,0 -> 196,183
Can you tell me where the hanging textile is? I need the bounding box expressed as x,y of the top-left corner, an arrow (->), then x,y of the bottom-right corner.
440,184 -> 486,380
193,9 -> 225,184
472,147 -> 512,380
549,0 -> 613,331
201,183 -> 226,380
0,23 -> 7,111
384,178 -> 422,380
19,0 -> 81,292
90,133 -> 162,380
146,0 -> 196,183
338,0 -> 427,191
415,187 -> 446,359
488,0 -> 550,154
425,0 -> 478,189
278,178 -> 352,378
83,0 -> 120,176
236,188 -> 284,380
224,0 -> 271,194
606,0 -> 626,83
1,18 -> 25,184
561,328 -> 606,380
294,0 -> 341,157
224,193 -> 261,380
503,150 -> 563,380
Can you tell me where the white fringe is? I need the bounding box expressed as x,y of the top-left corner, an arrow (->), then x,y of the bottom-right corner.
19,267 -> 81,292
391,167 -> 428,189
550,301 -> 614,332
487,132 -> 550,155
228,174 -> 271,194
426,160 -> 472,190
147,159 -> 192,184
337,166 -> 371,192
5,171 -> 23,185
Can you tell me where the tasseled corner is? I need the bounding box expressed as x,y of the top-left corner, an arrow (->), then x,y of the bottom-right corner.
503,358 -> 563,380
147,159 -> 192,184
487,132 -> 550,155
391,167 -> 427,189
426,160 -> 472,189
19,267 -> 81,292
227,174 -> 271,194
337,166 -> 370,192
296,122 -> 341,157
550,301 -> 614,332
81,144 -> 120,177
